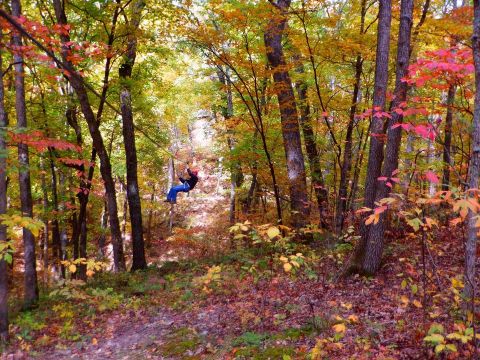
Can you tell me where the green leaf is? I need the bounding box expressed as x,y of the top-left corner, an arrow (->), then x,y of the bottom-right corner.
407,218 -> 423,232
411,284 -> 418,295
3,253 -> 12,264
267,226 -> 280,239
424,333 -> 444,345
428,323 -> 444,335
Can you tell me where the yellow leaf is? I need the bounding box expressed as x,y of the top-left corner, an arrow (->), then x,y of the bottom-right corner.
365,213 -> 380,225
69,264 -> 77,273
86,270 -> 95,277
413,299 -> 422,308
92,338 -> 98,345
279,256 -> 288,263
267,226 -> 280,239
290,260 -> 300,268
333,315 -> 343,321
283,263 -> 292,272
30,227 -> 40,237
435,344 -> 445,354
451,277 -> 464,289
400,295 -> 409,306
348,315 -> 359,323
341,302 -> 353,310
365,214 -> 376,225
332,323 -> 346,333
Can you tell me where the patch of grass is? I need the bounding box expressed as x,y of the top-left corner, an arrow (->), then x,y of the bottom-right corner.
272,326 -> 315,341
232,331 -> 269,347
233,345 -> 297,359
257,346 -> 296,359
305,314 -> 331,334
159,327 -> 201,358
13,311 -> 47,340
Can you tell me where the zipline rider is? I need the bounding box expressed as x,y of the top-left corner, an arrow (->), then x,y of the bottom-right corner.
165,167 -> 199,204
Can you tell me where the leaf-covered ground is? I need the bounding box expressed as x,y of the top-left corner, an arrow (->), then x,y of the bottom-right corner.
3,163 -> 475,359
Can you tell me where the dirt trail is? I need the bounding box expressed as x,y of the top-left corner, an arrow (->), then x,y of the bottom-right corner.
32,160 -> 232,360
41,310 -> 177,360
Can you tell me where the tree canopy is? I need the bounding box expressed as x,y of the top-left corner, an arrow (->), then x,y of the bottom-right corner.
1,0 -> 480,358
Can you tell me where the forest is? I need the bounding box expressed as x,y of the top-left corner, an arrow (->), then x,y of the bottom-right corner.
0,0 -> 479,358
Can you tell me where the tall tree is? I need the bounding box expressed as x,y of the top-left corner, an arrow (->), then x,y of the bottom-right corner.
52,0 -> 126,271
348,0 -> 392,274
68,2 -> 122,278
464,0 -> 480,300
119,0 -> 147,271
353,0 -> 414,275
295,63 -> 328,228
264,0 -> 310,229
12,0 -> 39,308
217,67 -> 244,224
0,22 -> 8,341
335,0 -> 367,234
442,84 -> 455,191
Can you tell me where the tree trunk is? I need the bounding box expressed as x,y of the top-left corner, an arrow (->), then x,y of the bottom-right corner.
402,132 -> 415,193
442,84 -> 456,191
348,123 -> 370,212
356,0 -> 414,275
119,0 -> 147,271
336,55 -> 363,234
121,181 -> 128,241
39,159 -> 49,282
217,67 -> 243,224
146,185 -> 155,245
264,0 -> 309,229
67,2 -> 121,274
348,0 -> 392,274
464,0 -> 480,300
244,131 -> 259,214
336,0 -> 367,234
58,171 -> 68,278
295,64 -> 328,228
0,24 -> 9,341
48,150 -> 61,266
12,0 -> 39,308
53,0 -> 125,271
98,200 -> 108,259
65,103 -> 82,262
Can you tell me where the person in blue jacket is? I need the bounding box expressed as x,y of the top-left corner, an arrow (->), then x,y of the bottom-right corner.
165,168 -> 199,204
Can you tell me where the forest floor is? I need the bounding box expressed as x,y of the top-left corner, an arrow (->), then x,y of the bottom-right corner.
2,160 -> 476,359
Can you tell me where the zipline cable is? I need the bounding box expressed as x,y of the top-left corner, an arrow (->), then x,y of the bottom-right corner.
0,8 -> 187,164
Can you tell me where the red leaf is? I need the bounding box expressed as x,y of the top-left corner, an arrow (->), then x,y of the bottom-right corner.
425,171 -> 439,184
